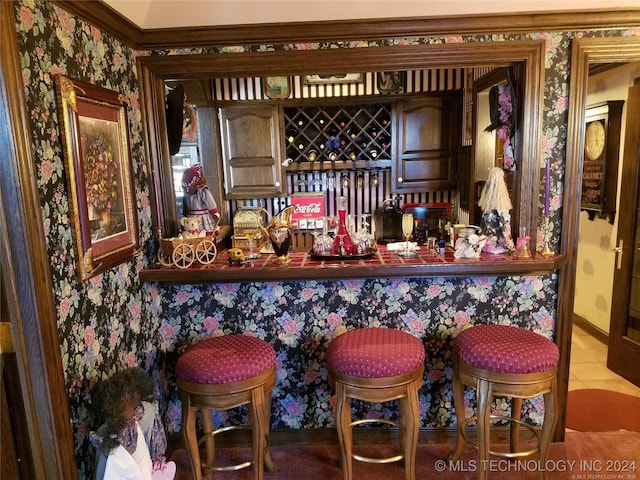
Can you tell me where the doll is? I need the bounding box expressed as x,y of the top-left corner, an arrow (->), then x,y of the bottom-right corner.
181,164 -> 220,234
90,367 -> 176,480
477,167 -> 514,254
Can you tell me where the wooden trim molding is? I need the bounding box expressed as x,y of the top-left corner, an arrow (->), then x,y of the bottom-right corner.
0,3 -> 77,479
557,35 -> 640,441
137,41 -> 546,241
572,313 -> 609,346
55,1 -> 640,50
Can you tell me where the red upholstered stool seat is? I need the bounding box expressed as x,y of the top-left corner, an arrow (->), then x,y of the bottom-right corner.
326,328 -> 425,480
453,324 -> 559,374
177,335 -> 276,384
177,334 -> 277,480
449,325 -> 559,480
327,327 -> 425,378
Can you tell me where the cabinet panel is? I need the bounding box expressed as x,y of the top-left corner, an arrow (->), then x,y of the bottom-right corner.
220,104 -> 285,199
393,94 -> 462,192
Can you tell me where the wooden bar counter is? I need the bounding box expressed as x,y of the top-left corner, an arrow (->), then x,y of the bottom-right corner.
146,245 -> 564,437
140,245 -> 564,284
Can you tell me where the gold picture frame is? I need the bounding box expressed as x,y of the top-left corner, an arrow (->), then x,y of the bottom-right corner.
303,73 -> 363,85
263,76 -> 291,99
55,74 -> 139,280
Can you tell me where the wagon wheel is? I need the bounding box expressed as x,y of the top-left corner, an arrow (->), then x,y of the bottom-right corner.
195,239 -> 217,264
172,243 -> 195,269
157,248 -> 173,267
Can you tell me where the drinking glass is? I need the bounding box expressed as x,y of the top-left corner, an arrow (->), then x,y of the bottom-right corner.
398,212 -> 416,258
244,223 -> 262,259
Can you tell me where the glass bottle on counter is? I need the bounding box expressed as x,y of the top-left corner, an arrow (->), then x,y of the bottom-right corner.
333,196 -> 355,255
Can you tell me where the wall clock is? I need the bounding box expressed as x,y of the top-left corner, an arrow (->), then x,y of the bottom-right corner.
581,100 -> 624,223
584,119 -> 606,161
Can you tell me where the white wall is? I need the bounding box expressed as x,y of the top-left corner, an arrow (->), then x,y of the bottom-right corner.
574,62 -> 640,334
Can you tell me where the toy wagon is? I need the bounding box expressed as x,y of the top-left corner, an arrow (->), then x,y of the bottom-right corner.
157,234 -> 217,269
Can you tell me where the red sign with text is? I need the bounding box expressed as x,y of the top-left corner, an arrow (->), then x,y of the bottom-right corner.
291,194 -> 325,229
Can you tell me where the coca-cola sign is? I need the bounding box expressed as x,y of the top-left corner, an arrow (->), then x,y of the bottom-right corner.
291,194 -> 325,223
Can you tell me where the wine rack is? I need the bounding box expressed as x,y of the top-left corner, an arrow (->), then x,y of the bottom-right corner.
283,102 -> 392,170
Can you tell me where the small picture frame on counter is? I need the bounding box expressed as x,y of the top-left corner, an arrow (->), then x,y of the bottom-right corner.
263,76 -> 291,99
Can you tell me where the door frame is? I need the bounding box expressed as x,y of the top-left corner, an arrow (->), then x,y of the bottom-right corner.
559,36 -> 640,438
607,78 -> 640,385
0,3 -> 77,479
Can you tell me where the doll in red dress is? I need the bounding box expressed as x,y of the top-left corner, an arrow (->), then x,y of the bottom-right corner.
181,164 -> 220,235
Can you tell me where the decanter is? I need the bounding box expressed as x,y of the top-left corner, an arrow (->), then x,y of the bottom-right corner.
333,196 -> 354,255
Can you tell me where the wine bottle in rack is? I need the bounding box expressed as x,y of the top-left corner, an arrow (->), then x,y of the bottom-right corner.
326,127 -> 340,150
378,134 -> 391,151
307,149 -> 318,162
286,126 -> 299,144
297,118 -> 306,129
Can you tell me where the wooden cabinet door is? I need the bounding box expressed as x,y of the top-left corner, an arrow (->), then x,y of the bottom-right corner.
220,104 -> 285,199
392,94 -> 461,192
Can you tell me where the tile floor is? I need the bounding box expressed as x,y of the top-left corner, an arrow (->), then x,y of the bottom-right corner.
569,323 -> 640,397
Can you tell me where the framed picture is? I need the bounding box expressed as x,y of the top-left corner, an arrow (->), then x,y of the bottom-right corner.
263,76 -> 291,99
303,73 -> 363,85
377,71 -> 406,94
55,74 -> 139,280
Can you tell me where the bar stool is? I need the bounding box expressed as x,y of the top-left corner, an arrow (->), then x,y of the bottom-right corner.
326,327 -> 425,480
176,334 -> 277,480
449,324 -> 559,480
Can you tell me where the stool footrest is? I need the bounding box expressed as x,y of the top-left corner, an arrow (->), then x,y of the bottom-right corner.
353,452 -> 404,464
199,425 -> 254,472
459,415 -> 540,459
350,418 -> 404,464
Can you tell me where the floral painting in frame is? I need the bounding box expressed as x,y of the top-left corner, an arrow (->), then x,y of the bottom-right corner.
55,74 -> 139,280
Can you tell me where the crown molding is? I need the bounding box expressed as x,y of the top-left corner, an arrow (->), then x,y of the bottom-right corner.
53,2 -> 640,50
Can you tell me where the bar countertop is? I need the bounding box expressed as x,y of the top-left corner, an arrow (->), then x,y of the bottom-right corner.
140,245 -> 565,284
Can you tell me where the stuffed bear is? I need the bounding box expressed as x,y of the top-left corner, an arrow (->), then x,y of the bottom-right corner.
180,216 -> 205,238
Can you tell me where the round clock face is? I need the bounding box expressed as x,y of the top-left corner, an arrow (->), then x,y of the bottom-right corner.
585,120 -> 606,160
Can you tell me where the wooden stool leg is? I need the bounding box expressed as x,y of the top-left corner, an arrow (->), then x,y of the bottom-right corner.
181,391 -> 202,480
476,379 -> 492,480
509,397 -> 523,454
335,381 -> 353,480
538,380 -> 557,480
250,386 -> 267,480
263,385 -> 278,474
399,380 -> 420,480
449,367 -> 466,462
200,407 -> 216,476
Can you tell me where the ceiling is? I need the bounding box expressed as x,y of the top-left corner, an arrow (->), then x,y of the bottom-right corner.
103,0 -> 640,29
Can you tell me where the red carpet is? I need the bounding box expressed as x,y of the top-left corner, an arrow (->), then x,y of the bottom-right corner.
170,431 -> 640,479
566,389 -> 640,432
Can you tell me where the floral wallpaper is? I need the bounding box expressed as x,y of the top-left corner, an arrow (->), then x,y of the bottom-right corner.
11,0 -> 639,478
13,1 -> 158,478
